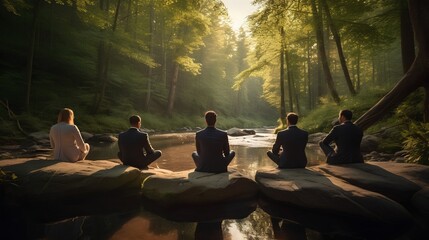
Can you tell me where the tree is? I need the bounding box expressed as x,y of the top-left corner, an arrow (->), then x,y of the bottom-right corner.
321,0 -> 356,96
356,0 -> 429,129
310,0 -> 340,103
162,0 -> 210,116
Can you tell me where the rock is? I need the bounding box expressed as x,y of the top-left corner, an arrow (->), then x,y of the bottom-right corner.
308,132 -> 327,144
360,135 -> 380,153
29,131 -> 49,140
394,157 -> 406,163
227,128 -> 251,136
243,129 -> 256,135
394,150 -> 408,158
88,134 -> 118,143
367,162 -> 429,187
80,132 -> 93,141
256,167 -> 412,226
141,168 -> 258,207
313,163 -> 421,204
0,158 -> 142,203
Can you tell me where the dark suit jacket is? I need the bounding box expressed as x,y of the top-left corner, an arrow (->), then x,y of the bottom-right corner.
320,121 -> 363,164
195,127 -> 230,173
118,128 -> 155,167
272,126 -> 308,168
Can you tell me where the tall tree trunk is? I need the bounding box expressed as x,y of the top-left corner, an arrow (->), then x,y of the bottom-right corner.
321,0 -> 356,95
94,0 -> 120,113
356,45 -> 361,92
285,47 -> 294,112
279,27 -> 287,126
355,0 -> 429,129
401,0 -> 416,73
310,0 -> 340,104
125,0 -> 132,32
25,0 -> 41,112
112,0 -> 122,31
307,34 -> 313,110
292,71 -> 301,115
167,63 -> 179,116
145,0 -> 155,111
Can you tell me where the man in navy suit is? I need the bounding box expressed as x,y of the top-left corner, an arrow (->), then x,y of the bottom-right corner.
319,109 -> 363,164
192,111 -> 235,173
267,112 -> 308,168
118,115 -> 162,169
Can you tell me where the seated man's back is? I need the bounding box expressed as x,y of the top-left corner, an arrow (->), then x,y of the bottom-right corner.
192,111 -> 235,173
320,110 -> 363,164
118,115 -> 161,169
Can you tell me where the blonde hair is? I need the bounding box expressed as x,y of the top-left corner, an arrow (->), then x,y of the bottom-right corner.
57,108 -> 74,124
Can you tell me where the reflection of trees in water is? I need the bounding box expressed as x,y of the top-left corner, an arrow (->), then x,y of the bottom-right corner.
53,208 -> 196,239
232,146 -> 276,177
223,208 -> 274,239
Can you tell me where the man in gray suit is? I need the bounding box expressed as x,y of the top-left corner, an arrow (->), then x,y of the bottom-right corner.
192,111 -> 235,173
118,115 -> 162,169
267,112 -> 308,168
319,109 -> 363,164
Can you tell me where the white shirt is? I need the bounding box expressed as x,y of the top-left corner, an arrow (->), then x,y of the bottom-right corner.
49,122 -> 88,162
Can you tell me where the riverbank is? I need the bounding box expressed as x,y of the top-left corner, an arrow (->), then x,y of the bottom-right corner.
0,127 -> 410,165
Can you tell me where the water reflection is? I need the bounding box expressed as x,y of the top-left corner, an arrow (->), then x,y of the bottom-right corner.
79,130 -> 329,239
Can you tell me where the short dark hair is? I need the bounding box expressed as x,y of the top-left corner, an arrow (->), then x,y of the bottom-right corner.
129,115 -> 141,125
340,110 -> 353,120
287,112 -> 298,125
205,111 -> 217,126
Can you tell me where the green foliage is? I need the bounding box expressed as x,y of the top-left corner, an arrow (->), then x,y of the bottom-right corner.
299,87 -> 389,133
402,121 -> 429,165
0,169 -> 18,184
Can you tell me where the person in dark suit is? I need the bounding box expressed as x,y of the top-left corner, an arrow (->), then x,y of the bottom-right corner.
267,112 -> 308,168
118,115 -> 162,169
319,109 -> 363,164
192,111 -> 235,173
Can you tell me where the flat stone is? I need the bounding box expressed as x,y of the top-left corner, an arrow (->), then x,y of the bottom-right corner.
313,163 -> 422,204
367,162 -> 429,187
141,169 -> 258,207
256,167 -> 412,226
0,158 -> 142,203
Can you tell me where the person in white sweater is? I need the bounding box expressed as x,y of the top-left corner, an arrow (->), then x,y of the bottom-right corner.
49,108 -> 90,162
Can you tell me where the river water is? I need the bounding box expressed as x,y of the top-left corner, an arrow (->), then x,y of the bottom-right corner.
9,129 -> 408,239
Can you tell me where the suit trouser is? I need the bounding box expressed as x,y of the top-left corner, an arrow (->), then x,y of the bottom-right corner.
191,151 -> 235,173
266,151 -> 307,168
119,150 -> 162,169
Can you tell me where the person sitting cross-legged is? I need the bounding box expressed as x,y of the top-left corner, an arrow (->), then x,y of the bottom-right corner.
319,109 -> 363,165
267,112 -> 308,168
118,115 -> 161,169
192,111 -> 235,173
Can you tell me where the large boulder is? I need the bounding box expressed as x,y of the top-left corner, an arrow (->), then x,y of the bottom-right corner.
367,161 -> 429,187
313,163 -> 422,204
141,168 -> 258,207
366,162 -> 429,216
360,135 -> 380,153
256,167 -> 412,226
0,158 -> 142,203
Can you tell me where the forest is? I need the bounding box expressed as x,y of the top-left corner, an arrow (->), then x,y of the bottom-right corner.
1,0 -> 429,163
